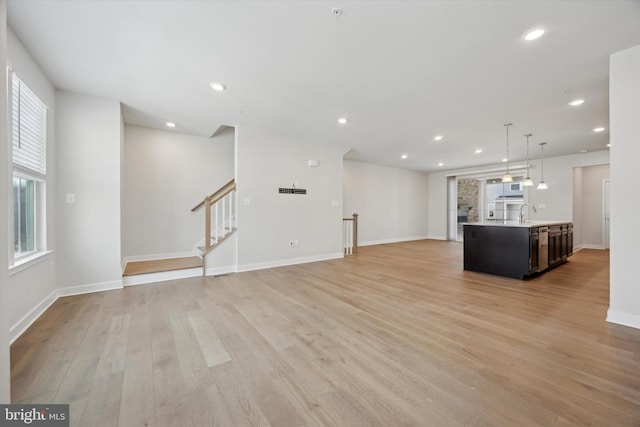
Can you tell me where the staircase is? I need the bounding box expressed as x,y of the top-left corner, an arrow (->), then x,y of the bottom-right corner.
192,179 -> 237,275
122,179 -> 237,283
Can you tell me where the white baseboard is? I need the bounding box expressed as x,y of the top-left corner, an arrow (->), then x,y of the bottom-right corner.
606,310 -> 640,330
578,244 -> 606,250
427,235 -> 447,241
58,280 -> 123,297
205,265 -> 237,277
9,289 -> 58,344
359,235 -> 431,247
9,279 -> 123,343
123,268 -> 203,286
238,252 -> 343,273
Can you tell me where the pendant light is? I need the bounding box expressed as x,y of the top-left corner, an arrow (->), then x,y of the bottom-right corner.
502,123 -> 513,183
537,142 -> 548,190
523,133 -> 534,186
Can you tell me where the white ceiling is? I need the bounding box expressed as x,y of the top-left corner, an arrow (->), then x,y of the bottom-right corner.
7,1 -> 640,172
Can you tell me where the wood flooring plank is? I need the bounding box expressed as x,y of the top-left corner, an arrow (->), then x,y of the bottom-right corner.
123,256 -> 202,276
10,243 -> 640,426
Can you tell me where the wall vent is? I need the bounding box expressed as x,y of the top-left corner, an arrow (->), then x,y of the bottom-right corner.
279,188 -> 307,195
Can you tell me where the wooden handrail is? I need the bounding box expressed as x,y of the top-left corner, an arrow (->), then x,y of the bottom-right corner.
192,179 -> 235,212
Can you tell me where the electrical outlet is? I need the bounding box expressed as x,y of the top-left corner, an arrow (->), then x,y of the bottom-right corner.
538,203 -> 546,209
294,240 -> 299,247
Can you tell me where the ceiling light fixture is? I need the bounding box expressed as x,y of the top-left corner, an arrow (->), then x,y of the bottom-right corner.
523,133 -> 534,186
434,135 -> 444,141
438,162 -> 444,167
502,158 -> 508,162
502,123 -> 513,183
537,142 -> 548,190
338,117 -> 348,124
524,28 -> 545,41
210,82 -> 227,91
475,149 -> 483,154
606,143 -> 611,148
569,99 -> 584,106
401,154 -> 408,159
165,122 -> 176,128
593,127 -> 606,132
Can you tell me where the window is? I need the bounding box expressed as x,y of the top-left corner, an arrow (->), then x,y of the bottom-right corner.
10,72 -> 47,261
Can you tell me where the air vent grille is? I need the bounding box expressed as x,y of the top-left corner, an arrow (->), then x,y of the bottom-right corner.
279,188 -> 307,195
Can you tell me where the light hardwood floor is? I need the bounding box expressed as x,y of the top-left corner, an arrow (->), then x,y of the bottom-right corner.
10,240 -> 640,426
122,256 -> 202,276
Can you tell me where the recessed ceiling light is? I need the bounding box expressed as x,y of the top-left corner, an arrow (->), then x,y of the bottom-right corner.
475,149 -> 483,154
524,28 -> 545,41
593,127 -> 606,132
209,82 -> 227,91
438,162 -> 444,167
606,143 -> 611,147
434,135 -> 444,141
401,154 -> 408,159
569,99 -> 584,106
338,117 -> 348,124
502,158 -> 508,162
165,122 -> 176,128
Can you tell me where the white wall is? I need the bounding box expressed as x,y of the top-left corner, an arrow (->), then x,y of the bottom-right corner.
6,29 -> 58,342
0,0 -> 11,403
608,44 -> 640,329
236,125 -> 346,270
343,160 -> 429,245
56,91 -> 122,292
122,125 -> 234,261
427,150 -> 610,240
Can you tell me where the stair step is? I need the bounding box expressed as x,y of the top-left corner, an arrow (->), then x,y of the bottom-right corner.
123,256 -> 202,276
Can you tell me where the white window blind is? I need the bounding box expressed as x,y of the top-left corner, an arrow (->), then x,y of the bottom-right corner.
12,73 -> 47,176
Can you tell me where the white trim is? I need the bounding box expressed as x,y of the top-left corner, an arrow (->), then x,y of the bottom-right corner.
359,235 -> 431,247
579,244 -> 606,250
9,288 -> 57,344
205,265 -> 237,277
237,252 -> 343,273
606,310 -> 640,330
57,280 -> 123,297
123,268 -> 202,287
427,235 -> 448,241
8,250 -> 53,276
10,280 -> 123,343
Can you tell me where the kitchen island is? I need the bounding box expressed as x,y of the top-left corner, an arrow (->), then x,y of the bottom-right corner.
463,221 -> 573,279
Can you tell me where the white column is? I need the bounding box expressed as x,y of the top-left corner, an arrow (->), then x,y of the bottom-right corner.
608,44 -> 640,329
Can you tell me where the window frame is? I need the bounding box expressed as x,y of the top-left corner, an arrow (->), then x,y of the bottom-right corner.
8,69 -> 48,267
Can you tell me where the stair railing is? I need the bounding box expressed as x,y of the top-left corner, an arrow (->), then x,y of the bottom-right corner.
342,213 -> 359,255
192,179 -> 237,275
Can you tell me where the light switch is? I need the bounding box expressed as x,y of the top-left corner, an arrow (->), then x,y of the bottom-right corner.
243,198 -> 251,206
66,193 -> 76,204
538,203 -> 546,209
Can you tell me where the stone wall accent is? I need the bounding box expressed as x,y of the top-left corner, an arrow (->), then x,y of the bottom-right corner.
458,179 -> 479,222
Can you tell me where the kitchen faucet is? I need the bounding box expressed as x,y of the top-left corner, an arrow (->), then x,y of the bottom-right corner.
519,203 -> 537,224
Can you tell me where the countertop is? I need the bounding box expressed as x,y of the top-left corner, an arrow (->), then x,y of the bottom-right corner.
463,220 -> 572,228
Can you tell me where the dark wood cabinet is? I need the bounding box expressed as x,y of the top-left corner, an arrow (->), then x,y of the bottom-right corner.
549,225 -> 562,266
464,222 -> 573,280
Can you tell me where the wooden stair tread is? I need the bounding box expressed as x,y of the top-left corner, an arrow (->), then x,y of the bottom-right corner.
123,256 -> 202,276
